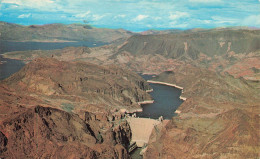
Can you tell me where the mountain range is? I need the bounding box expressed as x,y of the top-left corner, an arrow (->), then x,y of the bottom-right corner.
1,22 -> 260,158
0,21 -> 133,43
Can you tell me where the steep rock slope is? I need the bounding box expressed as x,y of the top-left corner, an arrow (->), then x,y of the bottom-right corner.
0,100 -> 130,158
119,29 -> 259,59
115,29 -> 260,76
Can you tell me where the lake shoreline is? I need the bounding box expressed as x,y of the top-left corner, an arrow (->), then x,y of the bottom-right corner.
146,80 -> 187,115
147,80 -> 187,101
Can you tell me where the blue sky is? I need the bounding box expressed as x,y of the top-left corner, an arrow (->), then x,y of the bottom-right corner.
0,0 -> 259,31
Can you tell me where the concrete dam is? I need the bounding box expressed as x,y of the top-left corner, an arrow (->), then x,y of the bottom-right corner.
126,117 -> 161,147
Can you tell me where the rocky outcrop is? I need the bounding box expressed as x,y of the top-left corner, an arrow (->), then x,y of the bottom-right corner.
0,84 -> 132,158
0,105 -> 130,158
145,109 -> 260,159
0,131 -> 7,154
2,58 -> 152,113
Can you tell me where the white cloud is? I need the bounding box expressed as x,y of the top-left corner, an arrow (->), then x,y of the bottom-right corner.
211,16 -> 238,24
202,20 -> 211,24
75,11 -> 91,18
114,14 -> 126,18
2,0 -> 58,11
2,0 -> 55,6
133,14 -> 149,21
60,15 -> 67,18
189,0 -> 222,2
18,13 -> 31,18
2,0 -> 22,5
153,17 -> 162,20
169,21 -> 188,28
92,14 -> 105,21
242,15 -> 260,26
169,11 -> 189,20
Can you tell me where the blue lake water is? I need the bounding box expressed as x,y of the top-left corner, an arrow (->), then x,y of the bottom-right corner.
0,40 -> 106,54
137,74 -> 183,119
0,56 -> 25,80
131,74 -> 183,158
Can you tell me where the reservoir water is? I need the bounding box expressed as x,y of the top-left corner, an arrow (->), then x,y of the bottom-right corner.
137,74 -> 183,119
0,40 -> 106,54
0,56 -> 25,80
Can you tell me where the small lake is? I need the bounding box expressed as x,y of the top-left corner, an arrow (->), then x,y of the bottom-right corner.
137,74 -> 183,119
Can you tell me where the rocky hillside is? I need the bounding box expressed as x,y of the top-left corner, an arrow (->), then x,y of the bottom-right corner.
119,29 -> 260,59
152,66 -> 259,104
2,58 -> 151,112
114,29 -> 260,77
0,57 -> 154,158
3,28 -> 260,80
144,65 -> 260,159
0,85 -> 131,158
0,21 -> 133,43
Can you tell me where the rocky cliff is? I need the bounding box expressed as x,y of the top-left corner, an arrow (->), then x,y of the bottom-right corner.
0,100 -> 131,158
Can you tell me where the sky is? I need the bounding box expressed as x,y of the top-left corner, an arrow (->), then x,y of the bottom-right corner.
0,0 -> 259,31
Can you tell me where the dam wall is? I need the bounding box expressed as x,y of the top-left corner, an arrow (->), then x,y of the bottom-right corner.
127,117 -> 160,147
